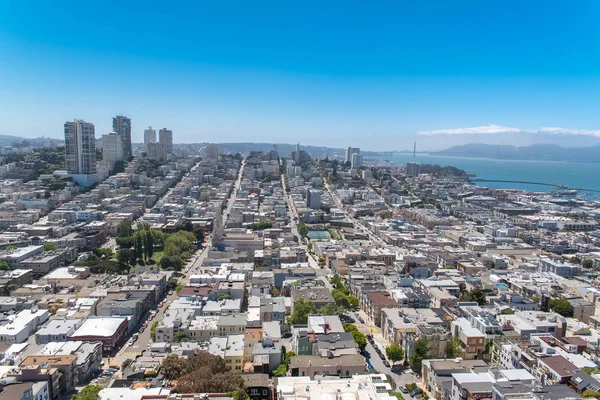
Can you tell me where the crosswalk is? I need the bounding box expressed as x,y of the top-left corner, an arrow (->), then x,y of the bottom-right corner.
122,351 -> 142,357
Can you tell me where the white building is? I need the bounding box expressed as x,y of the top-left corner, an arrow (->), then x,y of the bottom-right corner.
0,308 -> 50,344
64,119 -> 96,175
100,131 -> 124,163
144,126 -> 156,144
346,147 -> 360,163
277,375 -> 395,400
351,152 -> 363,169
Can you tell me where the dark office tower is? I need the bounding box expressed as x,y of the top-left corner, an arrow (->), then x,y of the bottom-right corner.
113,116 -> 132,160
159,128 -> 173,155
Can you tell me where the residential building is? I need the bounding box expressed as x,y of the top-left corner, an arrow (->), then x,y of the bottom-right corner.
351,153 -> 363,169
159,128 -> 173,155
144,126 -> 156,145
100,131 -> 124,163
35,319 -> 82,345
345,147 -> 360,163
406,162 -> 421,177
112,115 -> 131,160
64,120 -> 96,174
306,189 -> 321,210
67,317 -> 128,355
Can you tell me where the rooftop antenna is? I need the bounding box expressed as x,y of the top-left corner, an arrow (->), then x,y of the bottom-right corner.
413,142 -> 416,158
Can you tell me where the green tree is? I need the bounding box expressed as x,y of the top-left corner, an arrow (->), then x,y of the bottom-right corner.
150,321 -> 159,341
117,248 -> 134,266
318,303 -> 338,315
549,298 -> 574,317
5,245 -> 16,251
116,236 -> 135,249
284,351 -> 296,368
460,287 -> 487,306
218,292 -> 232,300
297,222 -> 309,237
583,259 -> 594,269
286,299 -> 316,326
161,354 -> 189,380
410,338 -> 430,373
273,363 -> 287,377
500,308 -> 515,315
386,344 -> 405,365
167,277 -> 179,292
446,336 -> 462,358
145,230 -> 154,260
582,389 -> 600,399
43,242 -> 56,251
173,330 -> 187,343
72,384 -> 102,400
176,284 -> 184,295
93,248 -> 114,259
348,296 -> 359,310
0,260 -> 9,271
343,323 -> 367,350
161,255 -> 184,271
134,233 -> 144,261
116,221 -> 133,238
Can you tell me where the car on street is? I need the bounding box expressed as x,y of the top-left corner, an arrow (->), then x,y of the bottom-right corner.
410,388 -> 423,397
400,386 -> 409,394
340,314 -> 355,323
383,360 -> 390,367
168,291 -> 174,296
356,315 -> 364,323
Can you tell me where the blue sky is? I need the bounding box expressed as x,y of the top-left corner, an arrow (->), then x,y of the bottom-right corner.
1,1 -> 599,150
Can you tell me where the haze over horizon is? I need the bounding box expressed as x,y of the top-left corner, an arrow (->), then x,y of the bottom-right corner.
1,1 -> 600,150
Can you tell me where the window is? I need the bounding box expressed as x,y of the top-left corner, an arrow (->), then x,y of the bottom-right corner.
250,389 -> 259,395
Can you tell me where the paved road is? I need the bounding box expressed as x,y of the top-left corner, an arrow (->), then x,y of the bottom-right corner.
324,180 -> 386,246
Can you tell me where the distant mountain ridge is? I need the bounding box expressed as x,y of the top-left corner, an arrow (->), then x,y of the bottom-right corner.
436,143 -> 600,163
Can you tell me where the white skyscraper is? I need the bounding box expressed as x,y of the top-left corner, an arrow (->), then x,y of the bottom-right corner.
144,126 -> 156,145
346,147 -> 360,163
101,131 -> 124,163
351,153 -> 363,169
64,119 -> 96,174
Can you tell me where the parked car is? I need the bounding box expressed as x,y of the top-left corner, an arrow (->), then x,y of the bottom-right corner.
357,315 -> 364,323
282,332 -> 292,338
383,360 -> 390,367
410,388 -> 423,397
400,386 -> 409,394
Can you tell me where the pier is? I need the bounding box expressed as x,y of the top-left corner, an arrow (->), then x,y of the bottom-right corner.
471,178 -> 600,194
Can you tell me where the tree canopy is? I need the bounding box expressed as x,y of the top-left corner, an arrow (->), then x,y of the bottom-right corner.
549,298 -> 574,317
410,338 -> 430,373
343,322 -> 367,350
386,344 -> 404,364
286,299 -> 316,326
72,385 -> 102,400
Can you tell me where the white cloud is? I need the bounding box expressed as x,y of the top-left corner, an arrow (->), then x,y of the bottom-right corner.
418,124 -> 600,137
539,127 -> 600,137
418,124 -> 525,136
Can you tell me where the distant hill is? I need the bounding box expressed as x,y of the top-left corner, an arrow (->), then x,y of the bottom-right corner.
436,143 -> 600,163
0,134 -> 63,146
217,142 -> 344,158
